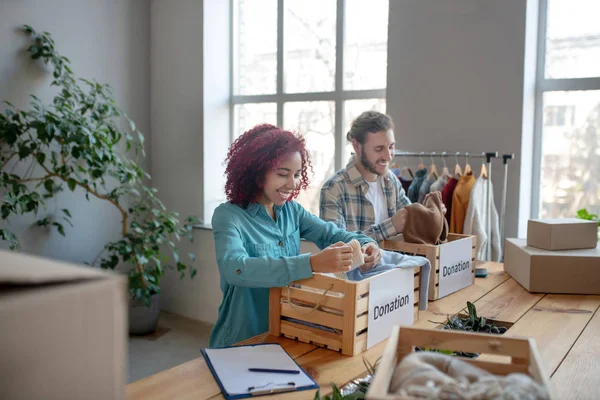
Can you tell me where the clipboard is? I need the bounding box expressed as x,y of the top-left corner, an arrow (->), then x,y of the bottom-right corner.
201,343 -> 319,399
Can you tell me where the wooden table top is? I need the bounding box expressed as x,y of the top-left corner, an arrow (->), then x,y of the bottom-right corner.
126,262 -> 600,399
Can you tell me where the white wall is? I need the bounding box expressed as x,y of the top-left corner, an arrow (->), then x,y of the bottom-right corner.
0,0 -> 151,264
386,0 -> 534,239
150,0 -> 226,324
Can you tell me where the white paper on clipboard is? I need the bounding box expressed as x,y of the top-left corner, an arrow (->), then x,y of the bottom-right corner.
203,344 -> 315,397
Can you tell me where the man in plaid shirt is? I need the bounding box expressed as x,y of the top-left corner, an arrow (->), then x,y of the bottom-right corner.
320,111 -> 411,265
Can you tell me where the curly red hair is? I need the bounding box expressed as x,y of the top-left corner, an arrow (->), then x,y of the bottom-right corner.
224,124 -> 313,207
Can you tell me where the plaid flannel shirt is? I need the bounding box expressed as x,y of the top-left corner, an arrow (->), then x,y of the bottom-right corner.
319,157 -> 411,241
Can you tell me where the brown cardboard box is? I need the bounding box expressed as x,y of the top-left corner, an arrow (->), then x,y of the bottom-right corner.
504,238 -> 600,294
527,218 -> 598,250
0,250 -> 127,400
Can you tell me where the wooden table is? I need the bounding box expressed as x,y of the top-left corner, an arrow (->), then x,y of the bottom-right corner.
126,262 -> 600,399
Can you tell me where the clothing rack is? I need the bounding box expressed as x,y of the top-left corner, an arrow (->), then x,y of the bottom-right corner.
393,151 -> 515,261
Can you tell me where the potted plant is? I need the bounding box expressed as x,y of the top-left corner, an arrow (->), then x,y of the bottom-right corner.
0,25 -> 200,335
576,208 -> 600,241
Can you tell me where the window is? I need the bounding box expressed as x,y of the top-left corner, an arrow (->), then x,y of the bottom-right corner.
532,0 -> 600,220
232,0 -> 389,215
543,105 -> 574,127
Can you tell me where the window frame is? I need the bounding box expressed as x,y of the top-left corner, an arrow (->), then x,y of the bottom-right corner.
531,0 -> 600,218
230,0 -> 387,174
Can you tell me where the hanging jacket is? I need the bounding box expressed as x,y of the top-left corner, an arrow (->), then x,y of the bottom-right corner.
430,174 -> 449,194
450,174 -> 476,234
399,176 -> 413,194
441,177 -> 459,227
407,168 -> 427,203
463,177 -> 501,262
417,174 -> 437,204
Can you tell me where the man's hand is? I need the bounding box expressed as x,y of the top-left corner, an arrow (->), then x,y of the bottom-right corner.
360,242 -> 382,272
391,208 -> 408,234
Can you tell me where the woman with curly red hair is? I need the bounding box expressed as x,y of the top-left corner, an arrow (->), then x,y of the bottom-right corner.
209,124 -> 381,348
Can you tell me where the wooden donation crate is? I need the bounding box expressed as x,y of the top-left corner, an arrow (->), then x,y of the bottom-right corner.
269,268 -> 422,356
380,233 -> 476,301
367,326 -> 553,399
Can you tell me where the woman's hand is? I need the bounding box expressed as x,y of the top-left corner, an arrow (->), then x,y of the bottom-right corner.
360,242 -> 382,272
309,242 -> 353,274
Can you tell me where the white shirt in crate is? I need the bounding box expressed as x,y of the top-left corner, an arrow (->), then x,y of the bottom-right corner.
463,177 -> 501,262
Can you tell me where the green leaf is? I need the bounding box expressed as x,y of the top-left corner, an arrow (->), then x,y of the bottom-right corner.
71,146 -> 81,158
36,152 -> 46,165
467,301 -> 477,321
44,179 -> 54,193
190,267 -> 197,279
19,145 -> 31,159
67,178 -> 77,191
52,222 -> 66,236
62,208 -> 72,218
188,252 -> 196,262
36,217 -> 51,227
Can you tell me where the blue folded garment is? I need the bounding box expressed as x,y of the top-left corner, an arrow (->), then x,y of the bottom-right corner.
344,250 -> 430,310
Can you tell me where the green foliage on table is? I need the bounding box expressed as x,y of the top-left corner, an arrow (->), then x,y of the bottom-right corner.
0,25 -> 200,306
313,358 -> 376,400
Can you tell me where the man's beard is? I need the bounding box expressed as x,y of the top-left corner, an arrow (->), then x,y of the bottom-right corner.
360,149 -> 384,176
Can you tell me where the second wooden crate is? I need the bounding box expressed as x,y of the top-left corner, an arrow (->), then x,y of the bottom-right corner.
380,233 -> 477,301
367,326 -> 553,399
269,267 -> 422,356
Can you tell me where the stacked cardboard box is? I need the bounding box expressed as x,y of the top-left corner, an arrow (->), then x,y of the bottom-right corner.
504,219 -> 599,294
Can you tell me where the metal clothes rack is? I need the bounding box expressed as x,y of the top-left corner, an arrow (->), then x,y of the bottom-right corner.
393,151 -> 515,261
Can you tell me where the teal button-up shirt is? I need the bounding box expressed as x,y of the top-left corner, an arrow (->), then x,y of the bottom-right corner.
209,200 -> 376,348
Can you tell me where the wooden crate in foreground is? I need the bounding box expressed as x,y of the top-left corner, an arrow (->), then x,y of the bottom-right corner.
367,326 -> 553,399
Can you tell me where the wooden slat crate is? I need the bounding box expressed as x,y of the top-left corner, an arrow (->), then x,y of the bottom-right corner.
380,233 -> 477,301
269,268 -> 422,356
367,326 -> 553,399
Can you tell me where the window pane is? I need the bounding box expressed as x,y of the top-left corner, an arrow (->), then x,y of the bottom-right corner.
234,103 -> 277,139
234,0 -> 277,95
343,99 -> 387,165
545,0 -> 600,79
284,101 -> 335,215
540,91 -> 600,220
344,0 -> 389,90
284,0 -> 336,93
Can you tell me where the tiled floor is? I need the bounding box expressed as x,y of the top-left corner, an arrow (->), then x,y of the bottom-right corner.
128,311 -> 213,383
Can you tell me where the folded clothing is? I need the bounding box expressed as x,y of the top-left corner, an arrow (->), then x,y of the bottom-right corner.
324,250 -> 431,311
390,352 -> 550,399
403,191 -> 448,245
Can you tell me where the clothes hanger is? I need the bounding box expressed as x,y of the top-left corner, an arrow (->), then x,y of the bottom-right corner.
441,152 -> 451,178
427,153 -> 438,180
400,155 -> 414,179
479,153 -> 488,179
454,152 -> 463,178
418,152 -> 426,170
464,152 -> 473,175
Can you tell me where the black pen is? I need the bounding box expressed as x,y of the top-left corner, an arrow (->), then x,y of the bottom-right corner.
248,368 -> 300,374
